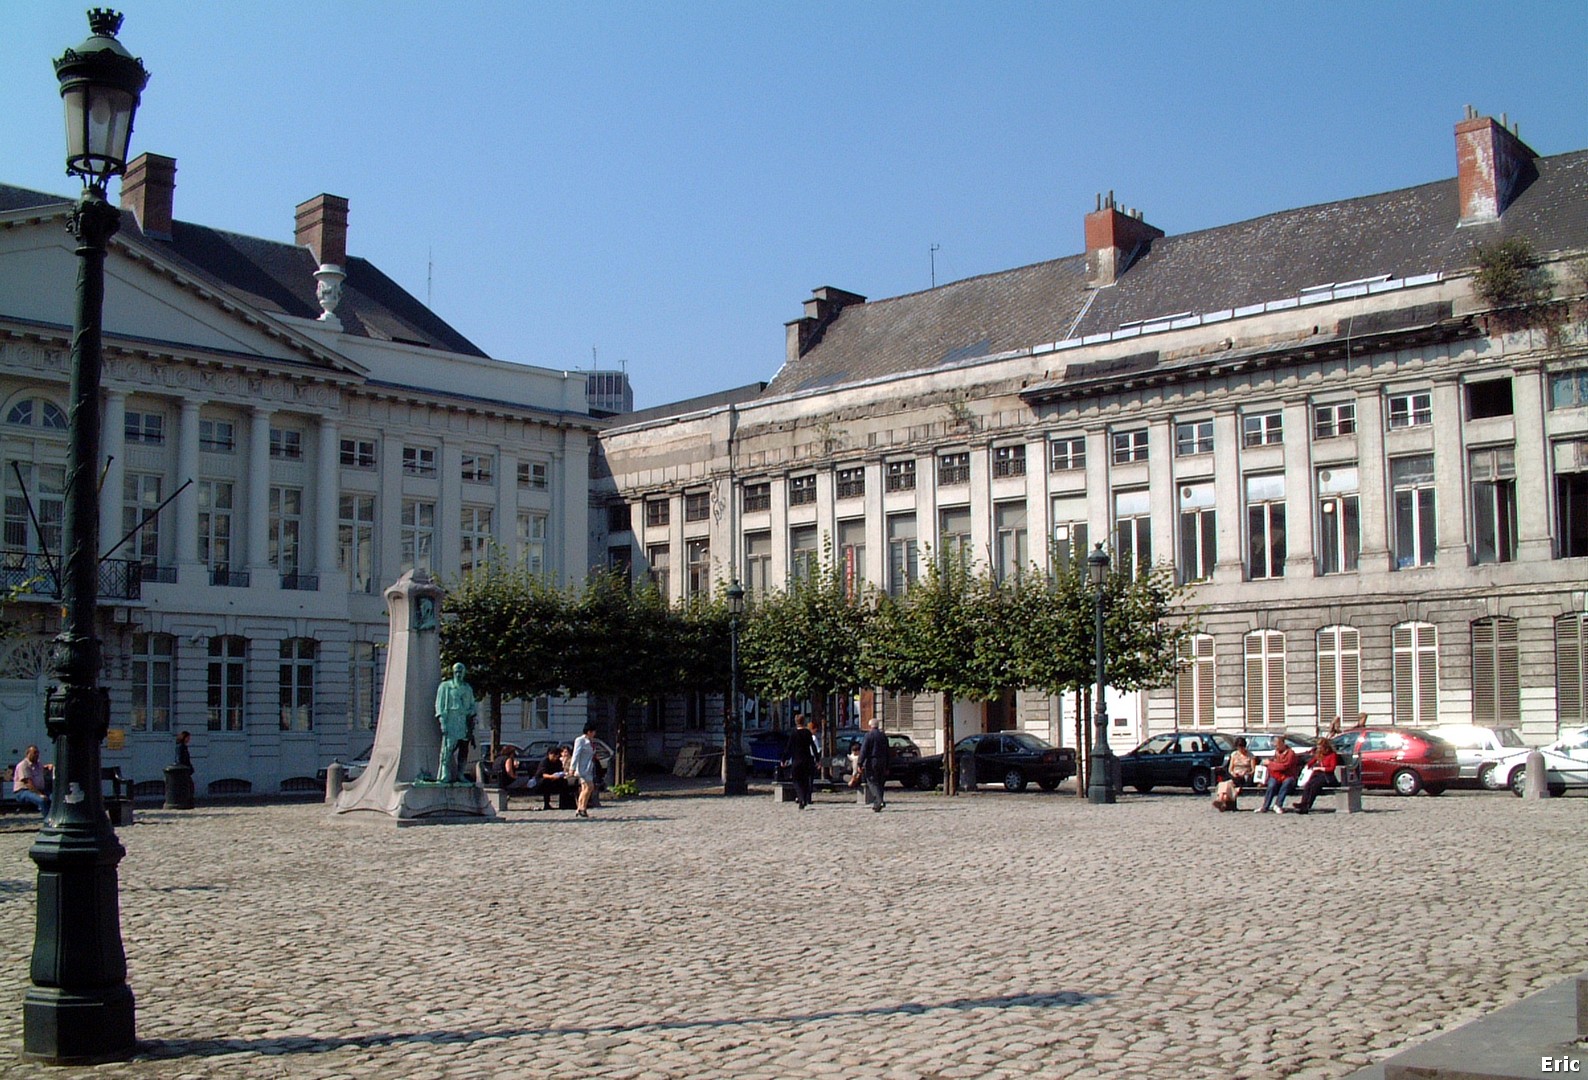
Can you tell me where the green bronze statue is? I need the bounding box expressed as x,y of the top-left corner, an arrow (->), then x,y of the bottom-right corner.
434,662 -> 478,783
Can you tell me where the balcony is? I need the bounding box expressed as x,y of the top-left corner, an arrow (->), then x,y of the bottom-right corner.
210,568 -> 250,588
1,551 -> 142,601
281,573 -> 319,592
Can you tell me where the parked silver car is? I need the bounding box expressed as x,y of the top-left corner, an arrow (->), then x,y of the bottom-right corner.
1488,727 -> 1588,797
1426,724 -> 1528,788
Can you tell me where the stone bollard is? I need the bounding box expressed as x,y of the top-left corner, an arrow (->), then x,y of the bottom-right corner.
495,786 -> 510,812
771,782 -> 795,803
163,763 -> 195,810
324,761 -> 344,805
1522,749 -> 1551,799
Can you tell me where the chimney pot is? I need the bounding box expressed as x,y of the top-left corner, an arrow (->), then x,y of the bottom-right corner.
1455,111 -> 1536,225
1084,198 -> 1163,287
295,193 -> 349,267
121,153 -> 176,240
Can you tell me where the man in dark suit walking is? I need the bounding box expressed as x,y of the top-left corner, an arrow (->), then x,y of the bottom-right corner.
784,714 -> 818,809
858,717 -> 891,812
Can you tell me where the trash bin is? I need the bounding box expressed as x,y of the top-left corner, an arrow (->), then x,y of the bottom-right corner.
164,763 -> 195,810
958,755 -> 978,791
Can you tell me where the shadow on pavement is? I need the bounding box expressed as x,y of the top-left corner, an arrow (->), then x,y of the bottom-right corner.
131,989 -> 1103,1061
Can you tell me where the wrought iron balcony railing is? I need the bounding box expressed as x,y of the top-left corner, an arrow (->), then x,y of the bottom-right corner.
1,550 -> 142,601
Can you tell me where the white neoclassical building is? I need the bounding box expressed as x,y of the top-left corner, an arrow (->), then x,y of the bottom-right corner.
1,154 -> 601,796
598,112 -> 1588,760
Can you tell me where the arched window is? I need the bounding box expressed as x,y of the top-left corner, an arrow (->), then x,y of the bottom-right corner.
1176,633 -> 1215,728
1471,617 -> 1520,727
5,397 -> 68,431
207,636 -> 247,732
1556,614 -> 1588,727
1317,626 -> 1361,730
1392,622 -> 1438,726
1244,630 -> 1286,728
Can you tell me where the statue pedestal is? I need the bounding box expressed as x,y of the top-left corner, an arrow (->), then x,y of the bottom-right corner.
343,781 -> 496,827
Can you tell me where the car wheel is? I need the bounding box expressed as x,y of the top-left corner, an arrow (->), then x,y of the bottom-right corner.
1037,778 -> 1061,792
1509,768 -> 1526,797
1134,783 -> 1154,794
1392,768 -> 1422,797
1478,763 -> 1501,791
1003,768 -> 1028,793
913,769 -> 938,791
1424,783 -> 1447,796
1189,769 -> 1213,795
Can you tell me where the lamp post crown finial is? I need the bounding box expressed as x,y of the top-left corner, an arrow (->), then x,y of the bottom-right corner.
87,9 -> 126,37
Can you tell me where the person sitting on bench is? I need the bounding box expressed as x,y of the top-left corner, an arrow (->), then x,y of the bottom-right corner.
527,745 -> 571,811
12,745 -> 51,817
497,746 -> 530,794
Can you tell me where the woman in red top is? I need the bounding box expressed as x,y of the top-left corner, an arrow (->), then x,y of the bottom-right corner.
1258,738 -> 1303,813
1292,738 -> 1341,814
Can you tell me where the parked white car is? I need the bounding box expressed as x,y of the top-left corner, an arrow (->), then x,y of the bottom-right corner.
1426,724 -> 1529,788
1488,727 -> 1588,797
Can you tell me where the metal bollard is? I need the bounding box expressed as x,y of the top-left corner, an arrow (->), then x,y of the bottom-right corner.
325,761 -> 344,804
1523,750 -> 1551,799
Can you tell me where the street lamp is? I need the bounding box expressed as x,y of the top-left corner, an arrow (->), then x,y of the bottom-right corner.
25,10 -> 148,1064
1086,544 -> 1116,805
722,580 -> 748,795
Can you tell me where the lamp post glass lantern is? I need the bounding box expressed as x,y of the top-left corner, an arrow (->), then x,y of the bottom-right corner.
723,581 -> 748,795
1086,544 -> 1116,805
24,9 -> 148,1065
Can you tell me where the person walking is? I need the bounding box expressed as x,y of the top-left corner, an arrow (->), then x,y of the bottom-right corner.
571,724 -> 600,818
784,714 -> 819,809
1258,737 -> 1302,814
11,745 -> 50,817
858,717 -> 891,812
175,730 -> 192,769
1292,738 -> 1341,814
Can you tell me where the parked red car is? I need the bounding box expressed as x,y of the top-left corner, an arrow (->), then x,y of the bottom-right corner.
1330,727 -> 1459,796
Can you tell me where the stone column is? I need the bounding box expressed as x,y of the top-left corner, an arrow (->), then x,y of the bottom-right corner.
176,398 -> 201,575
247,406 -> 273,579
1085,429 -> 1110,553
1355,391 -> 1391,572
316,416 -> 339,587
1212,409 -> 1244,581
1282,400 -> 1315,578
1147,418 -> 1174,575
1511,364 -> 1552,560
1431,377 -> 1467,566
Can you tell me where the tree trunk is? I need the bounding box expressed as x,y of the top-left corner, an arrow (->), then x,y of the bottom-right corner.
812,694 -> 829,780
488,692 -> 503,760
1080,686 -> 1092,794
942,692 -> 958,796
614,695 -> 630,786
1074,687 -> 1086,799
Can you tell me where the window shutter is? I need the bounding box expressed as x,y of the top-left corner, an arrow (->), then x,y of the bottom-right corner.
1497,618 -> 1520,727
1392,624 -> 1414,726
1558,616 -> 1586,725
1318,628 -> 1339,725
1472,619 -> 1496,725
1340,627 -> 1360,719
1266,633 -> 1286,727
1196,636 -> 1215,728
1416,623 -> 1439,726
1177,639 -> 1195,726
1245,633 -> 1264,727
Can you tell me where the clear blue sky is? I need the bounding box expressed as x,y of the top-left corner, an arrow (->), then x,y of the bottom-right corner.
4,1 -> 1585,409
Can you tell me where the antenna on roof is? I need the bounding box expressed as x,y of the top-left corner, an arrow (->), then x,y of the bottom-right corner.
930,243 -> 940,288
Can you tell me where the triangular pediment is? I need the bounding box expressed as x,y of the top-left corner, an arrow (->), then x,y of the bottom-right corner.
0,211 -> 363,378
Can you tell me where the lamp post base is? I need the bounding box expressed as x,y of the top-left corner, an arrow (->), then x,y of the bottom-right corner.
723,750 -> 749,796
1087,713 -> 1116,805
23,984 -> 136,1065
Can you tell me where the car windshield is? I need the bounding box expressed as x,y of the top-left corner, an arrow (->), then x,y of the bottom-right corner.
1496,728 -> 1527,748
1007,732 -> 1051,751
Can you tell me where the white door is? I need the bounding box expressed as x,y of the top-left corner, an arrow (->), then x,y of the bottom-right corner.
0,636 -> 53,768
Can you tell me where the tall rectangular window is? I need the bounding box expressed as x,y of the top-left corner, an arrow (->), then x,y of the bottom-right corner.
1112,430 -> 1148,464
887,514 -> 918,596
1387,391 -> 1433,429
1246,474 -> 1286,580
1114,489 -> 1151,580
401,499 -> 435,572
938,452 -> 971,485
339,437 -> 376,469
684,491 -> 710,521
1391,454 -> 1437,568
994,502 -> 1028,582
1317,626 -> 1361,731
4,464 -> 64,556
647,544 -> 670,597
939,507 -> 972,572
1244,630 -> 1286,728
517,511 -> 546,575
1556,615 -> 1588,727
686,537 -> 711,597
517,460 -> 549,490
207,635 -> 246,732
124,410 -> 164,445
1466,380 -> 1513,419
338,494 -> 376,593
836,467 -> 865,499
1471,617 -> 1520,727
1317,466 -> 1360,575
742,482 -> 771,512
745,532 -> 772,599
131,633 -> 173,732
1177,481 -> 1216,583
1242,411 -> 1283,447
789,525 -> 818,582
992,445 -> 1026,478
122,472 -> 162,570
789,475 -> 817,506
1313,402 -> 1356,440
1391,622 -> 1438,726
886,460 -> 916,492
645,498 -> 670,528
1176,634 -> 1215,728
199,418 -> 235,452
460,506 -> 494,573
279,638 -> 316,731
1549,370 -> 1588,411
269,486 -> 303,574
837,518 -> 866,597
350,641 -> 380,732
1051,496 -> 1088,574
1175,420 -> 1213,457
198,480 -> 233,573
269,427 -> 303,460
402,445 -> 437,477
461,453 -> 494,484
1561,464 -> 1588,559
1049,436 -> 1086,472
1470,446 -> 1517,564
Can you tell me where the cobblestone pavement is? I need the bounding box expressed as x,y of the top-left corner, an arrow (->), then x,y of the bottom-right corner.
0,784 -> 1584,1079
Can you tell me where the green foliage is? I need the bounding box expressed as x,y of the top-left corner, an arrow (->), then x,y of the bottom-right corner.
739,548 -> 869,714
1472,238 -> 1550,309
859,553 -> 1009,701
672,592 -> 734,698
607,779 -> 640,799
440,559 -> 572,704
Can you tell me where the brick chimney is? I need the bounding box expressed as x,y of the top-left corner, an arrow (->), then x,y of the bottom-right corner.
121,153 -> 176,241
1085,192 -> 1163,287
294,193 -> 349,266
784,285 -> 866,364
1455,107 -> 1536,226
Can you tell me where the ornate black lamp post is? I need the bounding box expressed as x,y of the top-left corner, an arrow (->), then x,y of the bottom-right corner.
722,580 -> 748,795
1086,543 -> 1116,805
25,10 -> 148,1064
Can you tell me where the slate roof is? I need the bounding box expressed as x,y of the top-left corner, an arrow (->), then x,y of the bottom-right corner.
0,183 -> 486,357
767,148 -> 1588,398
